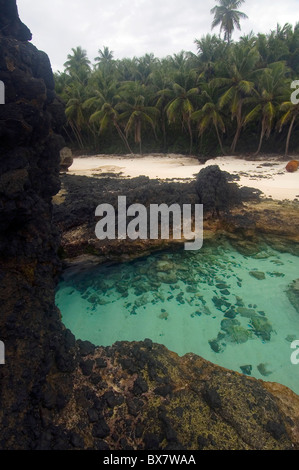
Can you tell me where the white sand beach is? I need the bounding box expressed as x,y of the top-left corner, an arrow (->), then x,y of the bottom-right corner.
68,154 -> 299,201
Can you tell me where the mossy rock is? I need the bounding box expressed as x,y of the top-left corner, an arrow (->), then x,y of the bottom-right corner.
227,325 -> 252,344
237,307 -> 258,319
251,316 -> 273,341
249,271 -> 266,280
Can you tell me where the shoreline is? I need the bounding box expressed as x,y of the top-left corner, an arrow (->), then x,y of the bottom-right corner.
67,153 -> 299,201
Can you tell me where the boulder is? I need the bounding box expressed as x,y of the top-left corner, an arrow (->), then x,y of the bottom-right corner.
286,160 -> 299,173
60,147 -> 73,172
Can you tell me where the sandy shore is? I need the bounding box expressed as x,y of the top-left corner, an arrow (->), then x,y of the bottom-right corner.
68,154 -> 299,201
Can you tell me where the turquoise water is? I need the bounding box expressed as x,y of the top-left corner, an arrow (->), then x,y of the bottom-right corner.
55,239 -> 299,394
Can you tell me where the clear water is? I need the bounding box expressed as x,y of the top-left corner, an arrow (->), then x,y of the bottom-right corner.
55,239 -> 299,394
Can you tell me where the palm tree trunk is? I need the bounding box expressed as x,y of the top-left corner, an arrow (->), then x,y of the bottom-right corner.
135,120 -> 142,154
162,115 -> 167,151
254,127 -> 265,156
231,105 -> 243,154
114,122 -> 134,154
63,125 -> 75,147
285,115 -> 296,157
70,121 -> 84,149
188,119 -> 193,155
215,125 -> 226,155
231,122 -> 243,153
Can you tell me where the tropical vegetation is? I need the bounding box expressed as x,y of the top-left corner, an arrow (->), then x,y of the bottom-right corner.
54,20 -> 299,157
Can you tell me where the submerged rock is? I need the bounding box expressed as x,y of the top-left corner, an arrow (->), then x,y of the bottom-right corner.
158,311 -> 169,320
251,316 -> 273,342
240,365 -> 252,376
249,271 -> 266,280
237,307 -> 259,319
257,363 -> 273,377
286,279 -> 299,313
209,339 -> 222,353
221,319 -> 252,344
227,325 -> 252,344
154,260 -> 175,272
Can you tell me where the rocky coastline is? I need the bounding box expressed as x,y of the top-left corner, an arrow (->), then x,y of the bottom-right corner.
1,0 -> 299,451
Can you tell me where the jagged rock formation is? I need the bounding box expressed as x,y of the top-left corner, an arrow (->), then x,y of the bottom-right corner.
1,0 -> 299,451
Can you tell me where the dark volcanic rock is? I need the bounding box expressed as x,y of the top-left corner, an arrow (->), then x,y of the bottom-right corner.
0,0 -> 32,41
0,0 -> 71,450
195,165 -> 261,216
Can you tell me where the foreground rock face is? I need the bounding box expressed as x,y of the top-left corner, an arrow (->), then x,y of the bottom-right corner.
1,0 -> 299,451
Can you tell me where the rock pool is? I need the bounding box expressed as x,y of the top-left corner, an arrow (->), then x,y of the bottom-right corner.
55,238 -> 299,394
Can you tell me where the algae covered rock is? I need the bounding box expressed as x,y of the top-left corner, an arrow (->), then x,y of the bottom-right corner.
240,365 -> 252,375
237,307 -> 258,319
249,271 -> 266,280
251,316 -> 273,341
221,319 -> 252,344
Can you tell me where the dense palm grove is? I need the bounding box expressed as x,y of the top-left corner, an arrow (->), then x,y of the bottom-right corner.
54,20 -> 299,157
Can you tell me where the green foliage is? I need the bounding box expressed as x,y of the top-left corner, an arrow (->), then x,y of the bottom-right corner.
210,0 -> 248,44
55,21 -> 299,157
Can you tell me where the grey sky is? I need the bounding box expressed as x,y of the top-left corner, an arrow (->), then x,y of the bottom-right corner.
17,0 -> 298,72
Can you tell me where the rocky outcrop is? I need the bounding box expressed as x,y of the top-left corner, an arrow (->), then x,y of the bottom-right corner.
0,0 -> 32,41
1,0 -> 299,451
195,164 -> 261,216
0,0 -> 68,449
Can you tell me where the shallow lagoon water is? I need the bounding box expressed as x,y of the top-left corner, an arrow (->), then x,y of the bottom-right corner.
56,239 -> 299,394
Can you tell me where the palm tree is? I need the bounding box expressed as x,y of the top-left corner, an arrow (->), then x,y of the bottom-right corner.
212,43 -> 260,152
95,46 -> 114,64
192,83 -> 226,155
94,46 -> 115,75
163,72 -> 200,154
278,98 -> 299,157
64,46 -> 91,79
117,82 -> 160,154
150,70 -> 173,150
114,57 -> 137,81
90,103 -> 133,154
65,81 -> 89,149
135,53 -> 160,84
194,34 -> 227,80
83,72 -> 133,153
211,0 -> 248,44
243,62 -> 289,155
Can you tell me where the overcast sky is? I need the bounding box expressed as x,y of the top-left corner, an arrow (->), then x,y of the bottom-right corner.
17,0 -> 298,72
